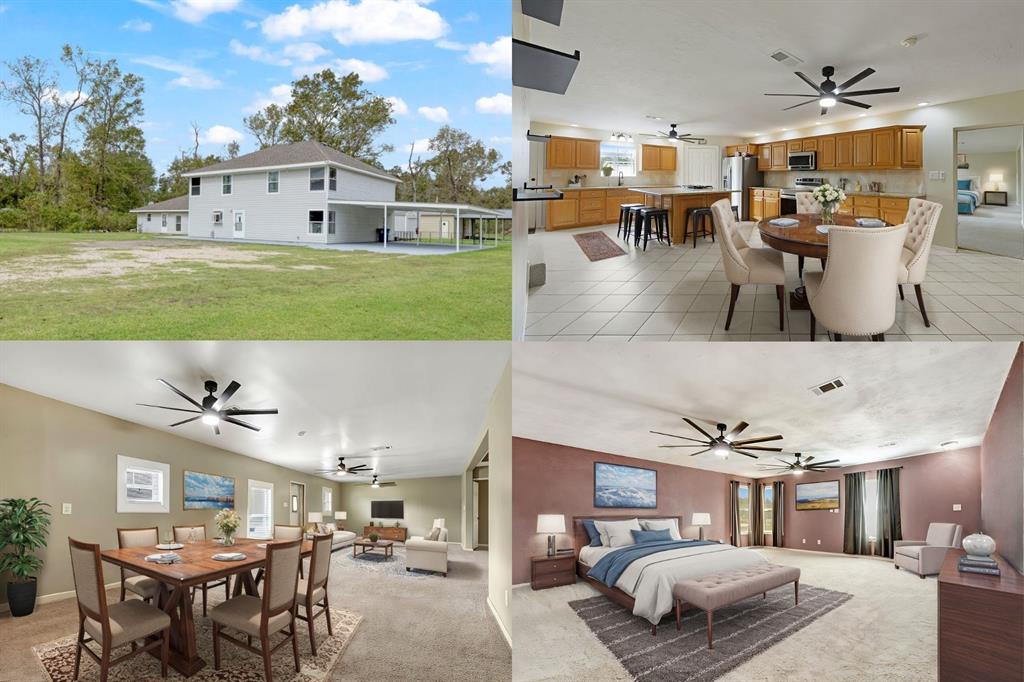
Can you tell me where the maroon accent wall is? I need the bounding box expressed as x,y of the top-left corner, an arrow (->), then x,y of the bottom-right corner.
981,343 -> 1023,574
758,447 -> 982,554
512,438 -> 752,585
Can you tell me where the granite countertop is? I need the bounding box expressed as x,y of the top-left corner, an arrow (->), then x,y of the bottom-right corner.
554,184 -> 673,191
751,186 -> 925,199
630,187 -> 728,196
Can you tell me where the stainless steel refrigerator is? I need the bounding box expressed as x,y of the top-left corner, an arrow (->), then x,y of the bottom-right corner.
721,156 -> 764,221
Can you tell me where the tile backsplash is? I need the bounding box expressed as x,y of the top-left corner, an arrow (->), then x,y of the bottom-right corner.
546,168 -> 678,188
764,170 -> 926,194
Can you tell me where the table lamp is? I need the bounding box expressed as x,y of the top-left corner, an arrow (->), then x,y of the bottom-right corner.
335,510 -> 346,530
307,511 -> 323,534
692,513 -> 711,541
990,173 -> 1003,191
536,514 -> 566,556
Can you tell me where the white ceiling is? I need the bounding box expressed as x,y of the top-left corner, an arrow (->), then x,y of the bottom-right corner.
0,342 -> 509,482
518,0 -> 1024,136
512,343 -> 1018,478
958,126 -> 1024,154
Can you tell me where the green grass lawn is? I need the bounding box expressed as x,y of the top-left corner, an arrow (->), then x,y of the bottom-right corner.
0,233 -> 511,339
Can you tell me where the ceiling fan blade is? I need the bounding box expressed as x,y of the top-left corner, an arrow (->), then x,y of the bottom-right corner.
658,445 -> 709,449
137,403 -> 202,414
809,465 -> 840,470
811,459 -> 840,465
783,99 -> 818,111
682,418 -> 715,441
688,448 -> 712,457
734,450 -> 761,459
348,465 -> 372,472
214,423 -> 220,436
735,445 -> 784,452
212,380 -> 241,410
794,71 -> 824,94
723,421 -> 749,441
837,97 -> 871,109
158,379 -> 203,410
313,469 -> 341,473
223,408 -> 279,416
776,458 -> 794,466
732,434 -> 783,446
764,93 -> 818,97
169,416 -> 200,427
649,430 -> 707,444
837,87 -> 899,96
222,416 -> 260,432
802,455 -> 815,463
836,67 -> 875,92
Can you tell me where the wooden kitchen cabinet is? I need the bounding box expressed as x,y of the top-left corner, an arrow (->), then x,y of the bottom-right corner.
641,144 -> 676,171
818,136 -> 836,169
750,189 -> 764,221
547,195 -> 578,229
853,132 -> 873,168
751,124 -> 925,172
852,195 -> 880,218
872,128 -> 896,168
726,143 -> 759,157
763,189 -> 780,219
835,133 -> 853,169
758,144 -> 772,171
575,139 -> 601,169
546,136 -> 601,169
770,142 -> 787,170
801,138 -> 818,152
659,146 -> 677,171
899,127 -> 924,168
837,197 -> 853,215
578,190 -> 604,224
880,196 -> 910,224
787,140 -> 802,153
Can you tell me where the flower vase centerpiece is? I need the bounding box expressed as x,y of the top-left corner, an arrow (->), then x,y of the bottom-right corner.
811,183 -> 846,224
214,508 -> 241,546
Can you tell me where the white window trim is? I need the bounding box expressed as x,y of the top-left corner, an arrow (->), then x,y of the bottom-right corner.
161,214 -> 167,227
246,479 -> 274,539
213,210 -> 223,225
146,213 -> 151,222
322,486 -> 333,514
221,175 -> 232,195
175,215 -> 182,231
308,209 -> 324,234
327,209 -> 336,235
328,167 -> 337,191
309,167 -> 325,192
190,177 -> 201,196
116,455 -> 170,513
267,170 -> 279,194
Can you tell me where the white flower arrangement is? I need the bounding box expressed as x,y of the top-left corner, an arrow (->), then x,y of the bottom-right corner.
214,508 -> 241,536
811,183 -> 846,209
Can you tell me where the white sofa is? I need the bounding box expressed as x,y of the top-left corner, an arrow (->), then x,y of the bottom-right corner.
318,523 -> 356,551
406,520 -> 449,577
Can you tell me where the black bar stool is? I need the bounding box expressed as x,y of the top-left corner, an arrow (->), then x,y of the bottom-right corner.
628,206 -> 647,243
637,207 -> 670,251
686,207 -> 715,248
618,203 -> 645,241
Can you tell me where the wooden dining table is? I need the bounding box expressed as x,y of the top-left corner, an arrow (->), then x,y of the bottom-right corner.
101,537 -> 312,677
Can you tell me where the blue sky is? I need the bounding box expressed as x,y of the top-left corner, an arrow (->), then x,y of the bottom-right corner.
0,0 -> 511,186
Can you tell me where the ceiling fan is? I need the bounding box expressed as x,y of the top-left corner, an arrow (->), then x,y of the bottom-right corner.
765,66 -> 900,116
138,379 -> 278,435
365,474 -> 396,488
757,452 -> 841,474
314,457 -> 373,477
640,123 -> 705,144
651,417 -> 784,459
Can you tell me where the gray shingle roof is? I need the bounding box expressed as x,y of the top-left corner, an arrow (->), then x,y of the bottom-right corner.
183,140 -> 397,180
131,195 -> 189,212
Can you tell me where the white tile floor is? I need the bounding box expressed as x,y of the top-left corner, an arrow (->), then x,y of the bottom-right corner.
526,223 -> 1024,342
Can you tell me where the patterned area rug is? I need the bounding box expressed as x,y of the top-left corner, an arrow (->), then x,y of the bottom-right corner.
569,584 -> 851,681
342,545 -> 440,579
33,593 -> 361,682
573,231 -> 627,261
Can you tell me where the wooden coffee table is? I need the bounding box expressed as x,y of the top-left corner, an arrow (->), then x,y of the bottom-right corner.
353,537 -> 394,559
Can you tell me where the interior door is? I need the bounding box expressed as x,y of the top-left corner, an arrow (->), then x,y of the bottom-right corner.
232,209 -> 245,238
472,481 -> 480,549
682,146 -> 720,187
289,482 -> 304,526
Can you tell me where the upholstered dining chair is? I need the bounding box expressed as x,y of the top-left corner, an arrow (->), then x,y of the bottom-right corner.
710,198 -> 786,332
805,224 -> 908,341
116,527 -> 161,604
69,537 -> 171,682
795,192 -> 820,278
894,523 -> 962,577
295,533 -> 334,655
255,525 -> 307,590
210,538 -> 302,682
895,198 -> 942,327
173,525 -> 229,617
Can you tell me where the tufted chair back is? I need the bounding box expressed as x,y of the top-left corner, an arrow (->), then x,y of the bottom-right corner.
711,199 -> 752,284
899,198 -> 941,284
796,192 -> 820,214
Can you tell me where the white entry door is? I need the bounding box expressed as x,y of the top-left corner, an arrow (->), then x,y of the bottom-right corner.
682,146 -> 721,187
232,210 -> 245,238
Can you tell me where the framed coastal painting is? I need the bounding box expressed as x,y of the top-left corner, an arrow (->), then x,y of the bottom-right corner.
795,480 -> 840,510
594,462 -> 657,509
183,470 -> 235,510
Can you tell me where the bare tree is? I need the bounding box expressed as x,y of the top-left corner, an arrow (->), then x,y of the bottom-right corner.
52,44 -> 95,203
406,141 -> 422,202
190,121 -> 201,158
0,56 -> 57,191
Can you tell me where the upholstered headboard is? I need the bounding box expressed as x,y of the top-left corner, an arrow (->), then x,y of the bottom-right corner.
572,514 -> 684,554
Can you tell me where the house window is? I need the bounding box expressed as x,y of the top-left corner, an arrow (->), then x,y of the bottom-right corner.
175,215 -> 182,232
309,210 -> 324,234
247,479 -> 274,539
222,175 -> 232,195
161,214 -> 167,227
763,485 -> 773,535
328,168 -> 337,191
600,141 -> 637,176
310,167 -> 325,191
116,455 -> 169,513
322,487 -> 333,514
147,213 -> 151,222
213,210 -> 223,225
267,171 -> 279,193
328,210 -> 336,234
738,484 -> 750,535
190,177 -> 201,196
864,476 -> 879,539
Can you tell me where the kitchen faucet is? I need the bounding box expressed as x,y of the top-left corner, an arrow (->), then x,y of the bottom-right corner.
617,171 -> 624,187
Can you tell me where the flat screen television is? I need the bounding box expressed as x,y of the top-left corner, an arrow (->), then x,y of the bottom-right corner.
371,500 -> 404,519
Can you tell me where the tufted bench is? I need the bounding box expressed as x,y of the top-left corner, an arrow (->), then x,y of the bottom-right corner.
672,563 -> 800,648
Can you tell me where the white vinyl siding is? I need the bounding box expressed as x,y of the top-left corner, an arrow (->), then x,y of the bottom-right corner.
329,167 -> 397,202
310,167 -> 325,191
222,175 -> 232,195
247,479 -> 274,539
267,171 -> 279,193
137,211 -> 188,234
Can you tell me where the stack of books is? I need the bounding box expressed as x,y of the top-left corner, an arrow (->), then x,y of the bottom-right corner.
958,554 -> 1000,576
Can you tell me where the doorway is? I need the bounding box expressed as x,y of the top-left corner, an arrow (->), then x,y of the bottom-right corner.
232,209 -> 246,238
289,481 -> 305,527
473,470 -> 489,549
955,125 -> 1024,259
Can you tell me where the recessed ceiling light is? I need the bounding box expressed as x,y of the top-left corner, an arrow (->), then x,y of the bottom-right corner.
645,115 -> 663,121
814,122 -> 821,126
751,132 -> 761,136
858,114 -> 867,118
878,441 -> 897,448
297,430 -> 306,437
569,123 -> 579,127
917,102 -> 930,107
901,35 -> 919,48
781,128 -> 789,132
940,440 -> 959,449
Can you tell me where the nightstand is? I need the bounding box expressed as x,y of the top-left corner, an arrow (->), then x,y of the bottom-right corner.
530,552 -> 576,590
984,191 -> 1008,206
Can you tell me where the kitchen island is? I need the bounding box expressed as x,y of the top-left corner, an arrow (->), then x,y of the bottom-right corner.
631,187 -> 732,244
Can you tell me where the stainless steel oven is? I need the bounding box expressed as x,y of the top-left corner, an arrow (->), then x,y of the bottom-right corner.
787,150 -> 816,171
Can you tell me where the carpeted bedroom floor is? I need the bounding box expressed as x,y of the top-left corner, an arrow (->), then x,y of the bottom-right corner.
958,204 -> 1024,259
512,547 -> 938,682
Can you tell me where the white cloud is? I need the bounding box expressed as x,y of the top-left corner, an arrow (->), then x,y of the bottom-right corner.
293,58 -> 388,82
122,18 -> 153,32
434,39 -> 466,51
456,11 -> 478,23
490,136 -> 513,145
261,0 -> 448,45
417,105 -> 449,123
243,19 -> 258,29
171,0 -> 240,24
401,138 -> 434,155
43,87 -> 85,106
475,92 -> 511,115
243,83 -> 292,113
282,42 -> 330,62
133,56 -> 222,89
385,96 -> 408,116
465,35 -> 511,77
229,39 -> 292,66
200,124 -> 243,145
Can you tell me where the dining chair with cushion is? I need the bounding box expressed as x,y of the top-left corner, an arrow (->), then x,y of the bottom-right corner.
273,525 -> 303,541
895,198 -> 942,327
805,224 -> 909,341
711,199 -> 786,332
69,537 -> 171,682
295,533 -> 334,655
210,538 -> 302,681
795,192 -> 820,278
173,525 -> 229,617
116,527 -> 161,604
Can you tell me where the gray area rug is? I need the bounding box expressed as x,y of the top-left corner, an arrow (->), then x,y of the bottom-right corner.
569,584 -> 852,681
343,544 -> 437,578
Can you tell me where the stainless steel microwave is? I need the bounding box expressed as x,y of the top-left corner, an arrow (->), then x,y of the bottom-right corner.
788,151 -> 816,170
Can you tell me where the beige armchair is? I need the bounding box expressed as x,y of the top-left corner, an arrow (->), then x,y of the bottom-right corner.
894,523 -> 963,578
710,199 -> 786,332
407,520 -> 449,577
805,224 -> 908,341
896,198 -> 942,327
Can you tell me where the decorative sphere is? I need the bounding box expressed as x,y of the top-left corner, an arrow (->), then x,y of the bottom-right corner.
962,533 -> 996,559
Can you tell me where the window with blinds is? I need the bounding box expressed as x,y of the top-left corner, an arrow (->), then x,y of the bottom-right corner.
247,480 -> 274,538
322,486 -> 332,513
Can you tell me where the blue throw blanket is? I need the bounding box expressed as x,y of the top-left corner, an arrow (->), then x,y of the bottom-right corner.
958,190 -> 978,215
587,540 -> 718,587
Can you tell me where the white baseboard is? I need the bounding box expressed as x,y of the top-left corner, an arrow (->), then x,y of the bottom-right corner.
0,580 -> 121,614
486,596 -> 512,648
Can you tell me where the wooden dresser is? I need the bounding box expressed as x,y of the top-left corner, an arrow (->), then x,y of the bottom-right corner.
362,526 -> 408,542
531,552 -> 577,590
938,549 -> 1023,681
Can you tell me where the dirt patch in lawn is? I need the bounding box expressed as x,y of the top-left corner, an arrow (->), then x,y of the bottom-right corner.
0,240 -> 291,284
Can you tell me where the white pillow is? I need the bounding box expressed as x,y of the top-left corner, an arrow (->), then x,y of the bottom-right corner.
595,519 -> 642,548
640,518 -> 682,540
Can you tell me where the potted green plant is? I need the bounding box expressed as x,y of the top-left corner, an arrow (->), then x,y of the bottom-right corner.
369,532 -> 380,543
0,497 -> 52,617
601,162 -> 613,177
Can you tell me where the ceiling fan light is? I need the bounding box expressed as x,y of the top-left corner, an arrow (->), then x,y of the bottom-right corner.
819,96 -> 837,107
794,469 -> 804,475
201,413 -> 220,426
711,442 -> 730,457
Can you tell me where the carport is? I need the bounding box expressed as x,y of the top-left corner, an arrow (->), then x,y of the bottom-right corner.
328,200 -> 506,251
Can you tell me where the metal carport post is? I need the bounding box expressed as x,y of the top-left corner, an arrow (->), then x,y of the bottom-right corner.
455,207 -> 460,252
383,203 -> 388,249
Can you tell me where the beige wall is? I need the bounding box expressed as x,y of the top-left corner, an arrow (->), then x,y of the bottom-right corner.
481,363 -> 511,644
336,476 -> 462,542
0,384 -> 341,605
960,151 -> 1020,205
749,89 -> 1024,248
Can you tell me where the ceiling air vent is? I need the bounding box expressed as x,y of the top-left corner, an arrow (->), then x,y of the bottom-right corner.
809,377 -> 845,396
769,49 -> 803,67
